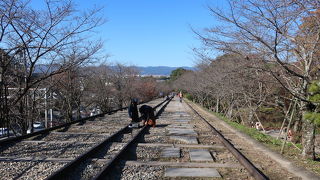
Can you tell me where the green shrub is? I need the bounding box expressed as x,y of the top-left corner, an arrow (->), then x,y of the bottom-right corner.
309,82 -> 320,94
184,93 -> 193,101
304,112 -> 320,125
308,81 -> 320,103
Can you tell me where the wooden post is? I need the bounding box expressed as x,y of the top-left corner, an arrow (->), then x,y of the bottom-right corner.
281,99 -> 297,154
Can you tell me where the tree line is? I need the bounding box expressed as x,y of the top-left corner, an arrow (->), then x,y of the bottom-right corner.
175,0 -> 320,160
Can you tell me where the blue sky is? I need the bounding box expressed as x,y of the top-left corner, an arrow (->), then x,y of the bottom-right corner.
33,0 -> 228,67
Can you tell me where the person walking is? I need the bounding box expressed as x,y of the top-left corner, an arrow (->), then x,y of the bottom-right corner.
178,91 -> 183,103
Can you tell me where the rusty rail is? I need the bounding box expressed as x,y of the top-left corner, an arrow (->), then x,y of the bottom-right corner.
185,100 -> 269,180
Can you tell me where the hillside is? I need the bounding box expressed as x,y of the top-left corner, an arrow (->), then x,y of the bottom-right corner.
33,65 -> 195,76
136,66 -> 194,76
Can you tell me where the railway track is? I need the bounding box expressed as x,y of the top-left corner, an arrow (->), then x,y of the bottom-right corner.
184,100 -> 269,180
46,98 -> 171,180
1,96 -> 301,179
0,98 -> 170,179
102,97 -> 273,179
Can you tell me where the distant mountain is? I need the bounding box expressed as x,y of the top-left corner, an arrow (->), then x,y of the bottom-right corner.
34,64 -> 60,74
136,66 -> 195,76
34,64 -> 195,76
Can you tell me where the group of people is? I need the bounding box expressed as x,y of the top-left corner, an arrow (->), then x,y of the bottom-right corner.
128,91 -> 183,128
128,99 -> 156,128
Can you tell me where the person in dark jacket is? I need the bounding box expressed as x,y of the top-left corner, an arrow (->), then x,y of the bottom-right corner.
128,98 -> 139,127
139,105 -> 156,127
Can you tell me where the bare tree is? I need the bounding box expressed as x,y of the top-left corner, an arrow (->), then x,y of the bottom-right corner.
108,63 -> 139,108
0,0 -> 104,135
134,76 -> 158,102
195,0 -> 320,159
85,64 -> 115,113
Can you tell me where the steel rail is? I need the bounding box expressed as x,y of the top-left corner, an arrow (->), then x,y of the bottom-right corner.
0,99 -> 154,146
92,124 -> 149,180
45,125 -> 129,180
93,97 -> 173,180
46,98 -> 172,180
185,100 -> 269,180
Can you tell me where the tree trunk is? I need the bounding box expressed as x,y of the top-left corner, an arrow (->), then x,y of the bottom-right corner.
77,99 -> 81,120
301,117 -> 315,159
301,102 -> 315,160
226,103 -> 234,119
247,108 -> 253,126
66,100 -> 73,123
292,110 -> 302,143
216,97 -> 219,113
293,119 -> 301,132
